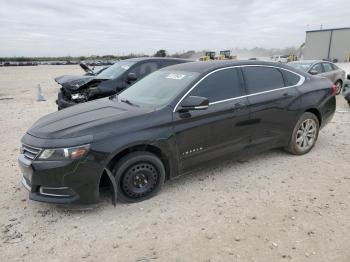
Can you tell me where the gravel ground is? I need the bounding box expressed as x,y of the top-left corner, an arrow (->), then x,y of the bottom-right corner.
0,64 -> 349,262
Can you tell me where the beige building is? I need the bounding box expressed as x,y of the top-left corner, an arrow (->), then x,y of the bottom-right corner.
303,27 -> 350,62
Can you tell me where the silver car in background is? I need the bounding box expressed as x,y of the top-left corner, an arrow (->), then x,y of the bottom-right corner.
289,60 -> 346,94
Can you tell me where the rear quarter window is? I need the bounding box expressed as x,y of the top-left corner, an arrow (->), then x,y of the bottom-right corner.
282,70 -> 301,86
242,66 -> 284,94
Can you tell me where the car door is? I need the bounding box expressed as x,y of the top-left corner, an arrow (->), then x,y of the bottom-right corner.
309,63 -> 325,76
242,66 -> 301,149
322,62 -> 336,83
173,68 -> 250,172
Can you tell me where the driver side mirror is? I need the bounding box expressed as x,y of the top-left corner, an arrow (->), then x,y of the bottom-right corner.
309,69 -> 319,75
347,74 -> 350,80
127,72 -> 138,82
178,96 -> 209,112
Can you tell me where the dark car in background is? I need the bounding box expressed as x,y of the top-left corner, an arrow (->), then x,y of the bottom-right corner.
288,60 -> 345,94
56,57 -> 191,110
19,61 -> 336,205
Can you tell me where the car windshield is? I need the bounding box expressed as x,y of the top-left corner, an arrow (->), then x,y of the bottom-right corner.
118,70 -> 200,107
96,61 -> 135,79
289,62 -> 312,72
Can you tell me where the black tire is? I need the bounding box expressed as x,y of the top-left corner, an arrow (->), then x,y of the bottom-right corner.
113,151 -> 165,203
285,112 -> 320,155
335,80 -> 343,95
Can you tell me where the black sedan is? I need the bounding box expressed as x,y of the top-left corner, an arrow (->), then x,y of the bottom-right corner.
56,57 -> 191,110
19,61 -> 336,205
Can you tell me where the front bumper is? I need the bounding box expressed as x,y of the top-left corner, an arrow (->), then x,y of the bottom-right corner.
18,152 -> 103,205
56,91 -> 78,110
21,176 -> 79,204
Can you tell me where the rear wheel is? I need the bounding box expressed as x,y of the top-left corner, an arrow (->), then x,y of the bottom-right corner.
113,152 -> 165,203
335,80 -> 343,95
285,112 -> 319,155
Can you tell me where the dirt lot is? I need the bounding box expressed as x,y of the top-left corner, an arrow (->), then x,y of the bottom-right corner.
0,64 -> 349,262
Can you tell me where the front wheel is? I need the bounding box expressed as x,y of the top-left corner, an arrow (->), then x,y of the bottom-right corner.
285,112 -> 320,155
113,151 -> 165,203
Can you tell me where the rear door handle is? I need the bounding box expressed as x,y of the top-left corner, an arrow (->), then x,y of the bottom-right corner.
282,92 -> 291,99
231,102 -> 246,111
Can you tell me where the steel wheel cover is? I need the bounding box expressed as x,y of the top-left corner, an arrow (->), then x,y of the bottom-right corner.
121,162 -> 159,199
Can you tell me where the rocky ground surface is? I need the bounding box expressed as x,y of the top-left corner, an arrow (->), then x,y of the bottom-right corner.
0,64 -> 349,262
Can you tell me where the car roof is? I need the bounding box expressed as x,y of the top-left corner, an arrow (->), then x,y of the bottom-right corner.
125,57 -> 193,62
161,60 -> 305,74
289,60 -> 331,64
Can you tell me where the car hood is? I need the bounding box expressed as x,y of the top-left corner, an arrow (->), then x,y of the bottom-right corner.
55,75 -> 95,90
26,98 -> 153,140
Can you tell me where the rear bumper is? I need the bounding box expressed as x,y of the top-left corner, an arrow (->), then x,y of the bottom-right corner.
320,95 -> 336,129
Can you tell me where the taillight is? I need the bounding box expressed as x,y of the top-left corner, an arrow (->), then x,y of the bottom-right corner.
331,84 -> 337,96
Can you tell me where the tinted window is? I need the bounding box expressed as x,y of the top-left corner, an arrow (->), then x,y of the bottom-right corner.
310,63 -> 323,74
323,63 -> 334,72
282,70 -> 301,86
129,62 -> 159,78
190,68 -> 241,102
243,67 -> 284,94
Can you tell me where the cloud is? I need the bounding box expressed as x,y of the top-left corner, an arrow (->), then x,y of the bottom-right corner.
0,0 -> 349,56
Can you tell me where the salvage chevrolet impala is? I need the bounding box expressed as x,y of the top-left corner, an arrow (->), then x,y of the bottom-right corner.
18,61 -> 336,205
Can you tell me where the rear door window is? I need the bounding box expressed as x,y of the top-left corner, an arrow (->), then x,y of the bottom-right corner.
190,68 -> 242,103
331,63 -> 339,70
242,66 -> 284,94
322,63 -> 334,72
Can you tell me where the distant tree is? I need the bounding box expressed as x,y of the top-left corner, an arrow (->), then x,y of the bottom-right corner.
154,49 -> 167,57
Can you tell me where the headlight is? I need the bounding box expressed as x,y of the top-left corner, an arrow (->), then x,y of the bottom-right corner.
38,145 -> 90,161
71,93 -> 86,100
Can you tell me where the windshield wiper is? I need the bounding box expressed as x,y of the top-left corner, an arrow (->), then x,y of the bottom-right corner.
120,98 -> 138,107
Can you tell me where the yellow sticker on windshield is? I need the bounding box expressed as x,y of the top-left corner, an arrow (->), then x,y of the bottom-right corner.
166,73 -> 186,80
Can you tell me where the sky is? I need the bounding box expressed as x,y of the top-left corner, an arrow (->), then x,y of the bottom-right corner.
0,0 -> 349,56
